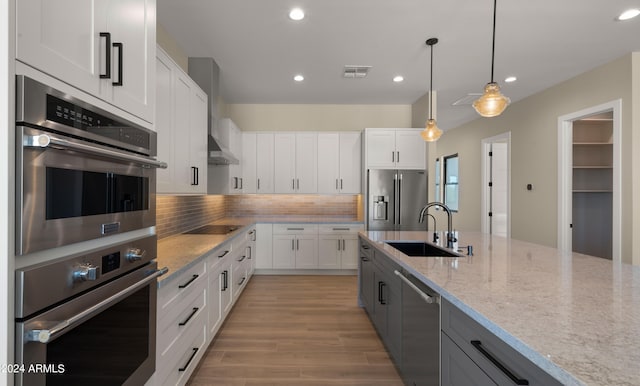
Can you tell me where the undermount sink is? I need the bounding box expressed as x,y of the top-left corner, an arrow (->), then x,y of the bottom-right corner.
385,241 -> 460,257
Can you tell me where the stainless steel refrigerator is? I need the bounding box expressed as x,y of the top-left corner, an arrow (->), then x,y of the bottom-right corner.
367,169 -> 427,231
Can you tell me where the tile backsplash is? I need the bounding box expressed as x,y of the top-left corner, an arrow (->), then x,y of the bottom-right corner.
156,194 -> 360,239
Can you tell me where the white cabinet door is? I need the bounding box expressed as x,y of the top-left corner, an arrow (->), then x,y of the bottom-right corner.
395,129 -> 426,169
103,0 -> 155,122
339,132 -> 362,193
228,122 -> 243,194
220,265 -> 233,315
172,72 -> 195,193
255,224 -> 273,269
189,88 -> 208,194
318,236 -> 341,269
317,133 -> 340,194
274,133 -> 296,193
341,237 -> 359,269
155,52 -> 175,193
295,133 -> 318,193
366,130 -> 396,168
16,0 -> 103,97
17,0 -> 155,123
295,235 -> 319,268
208,266 -> 223,340
272,235 -> 296,268
242,133 -> 257,193
256,133 -> 275,193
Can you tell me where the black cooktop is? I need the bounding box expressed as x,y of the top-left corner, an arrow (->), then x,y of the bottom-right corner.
184,224 -> 240,235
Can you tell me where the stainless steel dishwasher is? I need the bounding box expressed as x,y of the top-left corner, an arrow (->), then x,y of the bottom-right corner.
395,269 -> 440,386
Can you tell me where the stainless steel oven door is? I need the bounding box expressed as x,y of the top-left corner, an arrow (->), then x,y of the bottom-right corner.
16,125 -> 160,255
15,262 -> 164,386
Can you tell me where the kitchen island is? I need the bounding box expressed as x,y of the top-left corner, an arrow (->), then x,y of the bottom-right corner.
360,230 -> 640,386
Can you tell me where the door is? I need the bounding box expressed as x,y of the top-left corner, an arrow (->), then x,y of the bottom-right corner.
256,133 -> 275,193
395,129 -> 426,169
366,130 -> 396,168
317,133 -> 340,194
397,170 -> 427,231
189,88 -> 208,194
173,72 -> 194,193
294,235 -> 319,268
341,237 -> 359,269
274,133 -> 296,193
367,169 -> 396,231
272,235 -> 296,268
482,132 -> 511,237
208,268 -> 223,336
16,0 -> 104,96
242,133 -> 257,193
295,133 -> 318,193
318,236 -> 341,269
155,51 -> 175,193
339,132 -> 362,193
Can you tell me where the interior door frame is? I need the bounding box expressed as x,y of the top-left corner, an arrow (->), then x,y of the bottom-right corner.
481,132 -> 511,236
557,99 -> 621,262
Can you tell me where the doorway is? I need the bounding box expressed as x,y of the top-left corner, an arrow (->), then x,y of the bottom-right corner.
481,132 -> 511,237
557,100 -> 621,261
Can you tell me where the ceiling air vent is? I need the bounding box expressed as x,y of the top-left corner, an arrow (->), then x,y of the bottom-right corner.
452,93 -> 482,106
343,65 -> 371,78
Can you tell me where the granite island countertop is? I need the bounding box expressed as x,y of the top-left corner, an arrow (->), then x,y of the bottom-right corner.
360,230 -> 640,386
156,216 -> 363,286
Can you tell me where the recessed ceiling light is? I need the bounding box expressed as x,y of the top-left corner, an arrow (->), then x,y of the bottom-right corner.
393,76 -> 404,83
617,9 -> 640,21
289,8 -> 305,21
505,76 -> 517,83
293,74 -> 304,82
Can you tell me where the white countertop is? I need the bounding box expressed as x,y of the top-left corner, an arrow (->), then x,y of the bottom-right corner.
360,230 -> 640,386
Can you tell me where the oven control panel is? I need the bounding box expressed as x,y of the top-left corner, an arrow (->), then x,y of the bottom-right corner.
15,235 -> 157,319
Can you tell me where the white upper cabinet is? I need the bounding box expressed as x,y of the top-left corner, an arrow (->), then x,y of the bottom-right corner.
274,133 -> 317,193
155,47 -> 208,194
16,0 -> 155,123
242,132 -> 275,194
365,128 -> 426,169
317,132 -> 361,194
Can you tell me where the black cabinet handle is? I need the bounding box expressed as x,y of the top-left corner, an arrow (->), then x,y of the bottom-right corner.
99,32 -> 111,79
361,244 -> 370,250
178,307 -> 199,326
191,166 -> 199,185
360,256 -> 370,262
238,276 -> 246,286
218,250 -> 229,258
178,274 -> 199,289
238,255 -> 246,262
178,347 -> 199,372
220,270 -> 227,291
377,281 -> 387,305
112,42 -> 123,86
470,340 -> 529,385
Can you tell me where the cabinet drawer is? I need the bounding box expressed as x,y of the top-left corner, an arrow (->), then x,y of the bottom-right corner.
318,224 -> 363,234
157,285 -> 207,355
272,223 -> 318,235
441,299 -> 562,386
158,322 -> 207,386
158,260 -> 207,314
208,243 -> 233,270
442,333 -> 497,386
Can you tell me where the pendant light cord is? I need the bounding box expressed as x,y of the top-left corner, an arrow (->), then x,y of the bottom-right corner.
490,0 -> 497,83
429,43 -> 434,120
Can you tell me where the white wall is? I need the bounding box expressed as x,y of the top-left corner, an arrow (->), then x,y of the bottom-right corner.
417,54 -> 637,264
225,104 -> 412,132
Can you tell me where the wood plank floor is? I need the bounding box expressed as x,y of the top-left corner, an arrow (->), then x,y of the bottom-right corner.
186,275 -> 404,386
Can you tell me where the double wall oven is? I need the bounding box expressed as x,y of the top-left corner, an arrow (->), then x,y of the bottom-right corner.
14,75 -> 167,385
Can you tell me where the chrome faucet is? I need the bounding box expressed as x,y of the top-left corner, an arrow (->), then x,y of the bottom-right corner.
419,202 -> 457,249
424,213 -> 439,243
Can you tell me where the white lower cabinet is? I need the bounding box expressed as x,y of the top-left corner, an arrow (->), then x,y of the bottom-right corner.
155,229 -> 256,385
272,224 -> 318,269
156,260 -> 208,386
317,224 -> 363,269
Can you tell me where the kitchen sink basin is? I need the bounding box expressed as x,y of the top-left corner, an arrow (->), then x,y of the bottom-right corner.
385,241 -> 460,257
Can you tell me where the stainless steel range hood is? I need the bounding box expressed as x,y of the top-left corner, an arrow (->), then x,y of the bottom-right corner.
208,133 -> 239,165
188,57 -> 240,165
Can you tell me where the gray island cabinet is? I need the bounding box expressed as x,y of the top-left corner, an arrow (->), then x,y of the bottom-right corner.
358,230 -> 636,386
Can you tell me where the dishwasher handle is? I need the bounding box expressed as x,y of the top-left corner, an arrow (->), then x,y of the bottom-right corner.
394,270 -> 439,304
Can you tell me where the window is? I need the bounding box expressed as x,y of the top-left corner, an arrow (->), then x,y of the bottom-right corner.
444,154 -> 459,211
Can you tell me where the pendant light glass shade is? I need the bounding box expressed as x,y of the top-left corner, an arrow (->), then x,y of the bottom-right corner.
421,119 -> 442,141
473,0 -> 509,117
473,82 -> 510,117
423,37 -> 441,142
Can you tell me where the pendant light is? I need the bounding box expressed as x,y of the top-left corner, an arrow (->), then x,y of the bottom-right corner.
421,37 -> 442,142
473,0 -> 510,117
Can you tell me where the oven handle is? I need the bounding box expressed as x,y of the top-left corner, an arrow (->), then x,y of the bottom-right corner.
25,266 -> 169,344
24,133 -> 168,169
